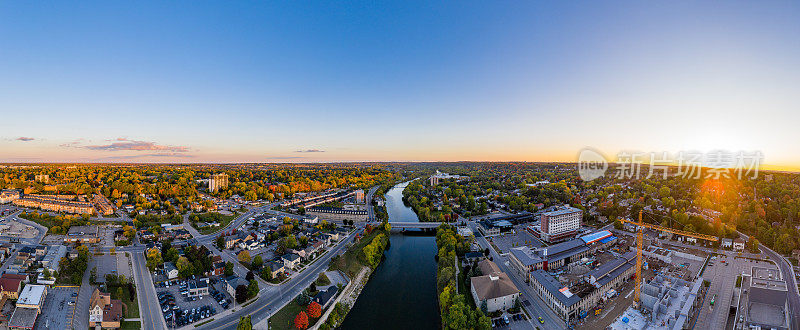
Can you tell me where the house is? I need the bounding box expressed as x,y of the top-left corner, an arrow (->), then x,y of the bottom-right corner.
89,288 -> 124,329
290,249 -> 307,260
282,253 -> 301,270
0,277 -> 22,298
733,238 -> 746,251
207,261 -> 225,277
164,262 -> 179,279
239,239 -> 260,251
721,238 -> 733,249
265,261 -> 285,278
224,236 -> 241,249
225,276 -> 248,301
313,286 -> 339,308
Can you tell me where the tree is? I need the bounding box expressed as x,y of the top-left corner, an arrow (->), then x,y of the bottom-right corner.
247,279 -> 259,299
237,315 -> 252,330
235,284 -> 248,303
146,247 -> 162,271
306,301 -> 322,318
246,270 -> 255,281
224,261 -> 234,277
176,256 -> 192,278
309,282 -> 317,293
261,266 -> 273,280
294,311 -> 309,329
252,255 -> 263,269
216,235 -> 225,250
238,250 -> 251,263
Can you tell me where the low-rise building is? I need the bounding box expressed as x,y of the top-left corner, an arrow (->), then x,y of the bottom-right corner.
733,238 -> 746,251
64,225 -> 100,244
188,278 -> 210,297
470,260 -> 520,313
282,253 -> 301,270
89,288 -> 124,329
265,261 -> 284,278
164,262 -> 179,279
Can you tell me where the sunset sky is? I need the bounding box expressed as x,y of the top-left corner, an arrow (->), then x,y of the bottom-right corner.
1,1 -> 799,169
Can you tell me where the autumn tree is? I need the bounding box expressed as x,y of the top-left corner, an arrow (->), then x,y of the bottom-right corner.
294,311 -> 309,329
238,250 -> 251,263
306,301 -> 322,318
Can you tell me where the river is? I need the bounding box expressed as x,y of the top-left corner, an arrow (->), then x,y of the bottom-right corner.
341,181 -> 440,329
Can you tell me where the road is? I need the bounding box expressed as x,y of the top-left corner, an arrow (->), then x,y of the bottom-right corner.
132,250 -> 169,330
190,226 -> 362,330
365,185 -> 379,221
467,220 -> 567,329
759,242 -> 800,330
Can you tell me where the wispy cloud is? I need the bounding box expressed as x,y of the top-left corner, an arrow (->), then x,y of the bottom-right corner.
295,149 -> 325,153
265,156 -> 306,159
59,138 -> 86,148
99,153 -> 196,160
84,138 -> 190,152
16,137 -> 35,142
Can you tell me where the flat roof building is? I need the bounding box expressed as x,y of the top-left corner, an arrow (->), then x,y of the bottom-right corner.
64,225 -> 99,243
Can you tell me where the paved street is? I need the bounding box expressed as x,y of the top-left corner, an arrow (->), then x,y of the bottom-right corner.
468,220 -> 566,329
132,251 -> 169,330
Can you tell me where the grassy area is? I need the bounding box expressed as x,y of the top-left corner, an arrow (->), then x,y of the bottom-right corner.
328,229 -> 381,278
120,321 -> 141,330
110,285 -> 140,318
269,300 -> 321,330
191,212 -> 238,235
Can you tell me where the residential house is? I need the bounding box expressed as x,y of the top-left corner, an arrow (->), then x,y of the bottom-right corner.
313,286 -> 339,309
265,261 -> 284,278
733,238 -> 746,251
164,262 -> 179,279
282,253 -> 301,270
89,288 -> 124,329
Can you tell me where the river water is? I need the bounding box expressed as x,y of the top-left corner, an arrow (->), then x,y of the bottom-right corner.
341,181 -> 440,329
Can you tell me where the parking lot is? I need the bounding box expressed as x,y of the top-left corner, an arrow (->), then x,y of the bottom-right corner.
156,278 -> 232,327
490,225 -> 543,253
92,253 -> 133,283
490,312 -> 531,329
34,286 -> 79,330
99,225 -> 120,247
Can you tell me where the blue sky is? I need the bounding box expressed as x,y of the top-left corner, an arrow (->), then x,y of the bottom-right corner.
1,1 -> 799,167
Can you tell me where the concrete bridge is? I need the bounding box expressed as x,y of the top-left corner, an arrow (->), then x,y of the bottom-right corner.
388,221 -> 442,229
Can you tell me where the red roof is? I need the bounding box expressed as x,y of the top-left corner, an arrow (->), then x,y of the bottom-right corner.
0,278 -> 22,293
1,274 -> 28,281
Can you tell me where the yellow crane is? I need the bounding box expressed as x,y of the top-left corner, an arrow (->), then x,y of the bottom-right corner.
620,211 -> 719,308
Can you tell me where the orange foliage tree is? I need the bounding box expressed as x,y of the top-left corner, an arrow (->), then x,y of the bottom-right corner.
294,311 -> 309,329
306,301 -> 322,318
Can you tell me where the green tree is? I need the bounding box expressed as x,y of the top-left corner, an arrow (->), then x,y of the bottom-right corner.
237,316 -> 252,330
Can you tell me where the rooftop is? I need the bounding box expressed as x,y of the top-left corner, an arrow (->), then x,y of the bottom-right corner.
8,307 -> 38,329
18,284 -> 46,306
471,273 -> 519,301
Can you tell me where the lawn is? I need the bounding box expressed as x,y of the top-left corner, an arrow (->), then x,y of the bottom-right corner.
269,299 -> 321,330
110,284 -> 140,318
191,212 -> 238,235
327,229 -> 381,278
120,321 -> 141,330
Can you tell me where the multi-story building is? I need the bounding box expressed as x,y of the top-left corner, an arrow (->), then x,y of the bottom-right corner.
13,194 -> 95,214
92,194 -> 115,215
354,189 -> 365,203
529,251 -> 636,325
538,205 -> 582,243
209,173 -> 229,193
34,174 -> 49,183
509,230 -> 614,277
0,190 -> 20,204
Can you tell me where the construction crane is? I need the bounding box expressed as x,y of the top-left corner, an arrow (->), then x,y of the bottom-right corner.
620,211 -> 719,309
